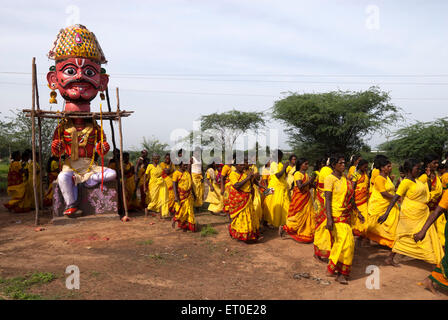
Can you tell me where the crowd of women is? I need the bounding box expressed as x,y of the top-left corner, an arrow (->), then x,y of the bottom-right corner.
3,148 -> 448,291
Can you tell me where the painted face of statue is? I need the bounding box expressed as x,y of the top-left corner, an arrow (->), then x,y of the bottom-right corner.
47,58 -> 109,111
47,24 -> 109,112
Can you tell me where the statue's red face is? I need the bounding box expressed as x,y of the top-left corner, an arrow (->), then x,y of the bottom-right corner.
47,57 -> 109,111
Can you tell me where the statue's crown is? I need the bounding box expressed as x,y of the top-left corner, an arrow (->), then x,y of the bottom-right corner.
48,24 -> 107,64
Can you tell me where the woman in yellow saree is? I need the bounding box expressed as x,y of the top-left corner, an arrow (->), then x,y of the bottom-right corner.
286,154 -> 297,198
123,152 -> 140,211
347,154 -> 361,180
248,162 -> 263,224
220,162 -> 233,214
379,159 -> 443,266
280,158 -> 316,243
366,157 -> 399,251
324,155 -> 356,285
172,162 -> 197,232
228,163 -> 260,242
43,156 -> 60,207
160,153 -> 176,215
204,163 -> 223,214
419,156 -> 444,248
144,154 -> 170,218
351,159 -> 369,239
263,150 -> 290,228
414,186 -> 448,294
3,151 -> 31,213
313,157 -> 334,262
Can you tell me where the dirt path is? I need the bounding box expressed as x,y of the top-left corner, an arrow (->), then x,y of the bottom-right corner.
0,198 -> 446,300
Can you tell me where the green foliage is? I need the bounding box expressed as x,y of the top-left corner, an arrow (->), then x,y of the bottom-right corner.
0,161 -> 8,193
0,109 -> 57,163
199,110 -> 266,160
379,118 -> 448,161
0,272 -> 57,300
200,224 -> 218,237
135,136 -> 169,160
272,87 -> 401,159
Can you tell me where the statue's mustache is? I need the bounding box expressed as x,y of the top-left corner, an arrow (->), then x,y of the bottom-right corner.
60,78 -> 99,90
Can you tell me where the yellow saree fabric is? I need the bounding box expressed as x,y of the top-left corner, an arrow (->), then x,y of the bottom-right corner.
204,168 -> 223,213
145,163 -> 169,217
160,162 -> 176,214
366,175 -> 399,248
313,166 -> 333,258
263,162 -> 290,227
228,171 -> 259,241
392,179 -> 443,265
351,171 -> 369,236
324,174 -> 355,276
3,161 -> 31,213
283,171 -> 315,243
172,170 -> 196,231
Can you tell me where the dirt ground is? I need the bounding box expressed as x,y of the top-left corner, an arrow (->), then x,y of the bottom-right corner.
0,196 -> 446,300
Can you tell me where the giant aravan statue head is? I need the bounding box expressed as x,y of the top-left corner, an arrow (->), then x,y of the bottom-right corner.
47,24 -> 109,112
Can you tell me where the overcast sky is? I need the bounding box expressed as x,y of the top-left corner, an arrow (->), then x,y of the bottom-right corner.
1,0 -> 447,153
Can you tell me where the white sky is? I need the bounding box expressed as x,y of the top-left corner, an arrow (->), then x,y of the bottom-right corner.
0,0 -> 447,153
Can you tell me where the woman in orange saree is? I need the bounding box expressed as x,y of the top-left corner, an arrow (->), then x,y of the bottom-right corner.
280,158 -> 316,243
228,163 -> 260,242
351,159 -> 369,240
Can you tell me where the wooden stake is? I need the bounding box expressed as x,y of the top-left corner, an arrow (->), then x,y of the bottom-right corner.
116,87 -> 129,219
34,62 -> 44,210
31,58 -> 39,225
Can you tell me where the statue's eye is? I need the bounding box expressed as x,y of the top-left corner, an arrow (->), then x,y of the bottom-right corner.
63,67 -> 76,76
84,69 -> 96,77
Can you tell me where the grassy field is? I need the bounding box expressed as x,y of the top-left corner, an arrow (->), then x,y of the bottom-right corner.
0,161 -> 8,194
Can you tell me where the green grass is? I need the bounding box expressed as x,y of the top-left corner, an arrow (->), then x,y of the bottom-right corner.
200,224 -> 218,237
0,162 -> 8,193
0,272 -> 57,300
137,239 -> 154,245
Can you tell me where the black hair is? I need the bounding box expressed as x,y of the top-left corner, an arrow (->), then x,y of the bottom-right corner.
356,159 -> 369,171
11,151 -> 21,161
46,155 -> 59,173
399,165 -> 405,173
295,158 -> 308,172
423,154 -> 439,168
373,154 -> 388,169
403,158 -> 421,175
329,154 -> 345,168
289,154 -> 297,162
377,157 -> 391,171
349,154 -> 362,167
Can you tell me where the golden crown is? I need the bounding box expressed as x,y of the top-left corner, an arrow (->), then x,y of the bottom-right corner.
48,24 -> 107,64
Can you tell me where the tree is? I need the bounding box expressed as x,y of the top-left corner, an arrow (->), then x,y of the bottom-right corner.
128,136 -> 169,163
272,87 -> 401,159
199,109 -> 266,162
379,118 -> 448,161
0,109 -> 57,162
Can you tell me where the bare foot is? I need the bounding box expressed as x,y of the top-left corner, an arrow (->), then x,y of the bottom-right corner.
313,254 -> 327,264
336,274 -> 348,285
171,220 -> 176,229
423,277 -> 438,295
326,270 -> 337,278
278,226 -> 285,238
385,257 -> 400,267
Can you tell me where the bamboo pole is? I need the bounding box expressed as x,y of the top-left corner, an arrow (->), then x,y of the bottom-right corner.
34,62 -> 44,210
31,58 -> 39,226
116,87 -> 129,220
